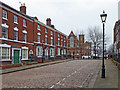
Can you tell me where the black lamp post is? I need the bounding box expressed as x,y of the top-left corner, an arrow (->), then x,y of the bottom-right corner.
100,10 -> 107,78
42,40 -> 44,63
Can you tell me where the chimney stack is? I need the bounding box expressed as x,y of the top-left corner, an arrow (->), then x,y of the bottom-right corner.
20,3 -> 26,14
51,25 -> 55,29
46,18 -> 51,26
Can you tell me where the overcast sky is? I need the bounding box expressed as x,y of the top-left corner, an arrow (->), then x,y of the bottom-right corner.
1,0 -> 119,47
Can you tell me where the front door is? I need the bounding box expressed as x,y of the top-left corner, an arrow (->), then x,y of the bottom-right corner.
14,50 -> 19,64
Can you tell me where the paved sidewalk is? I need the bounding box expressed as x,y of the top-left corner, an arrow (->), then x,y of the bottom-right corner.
92,59 -> 120,89
1,59 -> 72,75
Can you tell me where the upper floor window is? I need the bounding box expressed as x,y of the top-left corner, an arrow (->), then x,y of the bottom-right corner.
45,35 -> 47,44
51,37 -> 53,45
61,40 -> 63,46
58,33 -> 60,37
45,28 -> 47,33
2,27 -> 8,39
64,42 -> 66,47
2,10 -> 7,20
58,39 -> 60,46
37,33 -> 41,42
14,15 -> 18,24
51,31 -> 53,35
70,37 -> 74,47
23,30 -> 27,42
14,31 -> 18,40
37,25 -> 40,30
14,27 -> 18,40
23,19 -> 26,27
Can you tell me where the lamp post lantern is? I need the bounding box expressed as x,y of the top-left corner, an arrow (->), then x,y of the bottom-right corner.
42,40 -> 44,63
100,10 -> 107,78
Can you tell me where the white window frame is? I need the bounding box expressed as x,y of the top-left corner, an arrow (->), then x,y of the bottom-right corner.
58,38 -> 60,46
58,33 -> 60,37
14,15 -> 18,24
2,10 -> 8,20
0,44 -> 11,61
37,33 -> 41,42
23,19 -> 27,27
2,23 -> 9,39
45,35 -> 47,44
22,30 -> 27,42
51,31 -> 53,35
50,48 -> 54,57
70,37 -> 74,47
58,48 -> 60,55
45,28 -> 47,33
51,37 -> 53,45
64,49 -> 66,55
22,47 -> 28,60
37,25 -> 40,30
36,46 -> 43,57
14,27 -> 18,41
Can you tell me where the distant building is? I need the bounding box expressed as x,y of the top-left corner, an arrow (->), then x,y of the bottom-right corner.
67,31 -> 91,59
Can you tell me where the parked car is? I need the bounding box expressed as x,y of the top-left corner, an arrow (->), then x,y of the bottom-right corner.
82,55 -> 91,59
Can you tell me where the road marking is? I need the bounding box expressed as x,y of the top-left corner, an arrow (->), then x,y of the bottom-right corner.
56,81 -> 61,85
68,75 -> 71,77
74,71 -> 77,73
62,78 -> 66,81
50,85 -> 54,88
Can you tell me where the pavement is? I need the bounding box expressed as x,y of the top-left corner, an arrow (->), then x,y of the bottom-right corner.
1,59 -> 72,75
90,59 -> 120,89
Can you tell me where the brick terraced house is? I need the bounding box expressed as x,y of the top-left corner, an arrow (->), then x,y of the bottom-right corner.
0,2 -> 68,65
0,1 -> 91,65
113,20 -> 120,61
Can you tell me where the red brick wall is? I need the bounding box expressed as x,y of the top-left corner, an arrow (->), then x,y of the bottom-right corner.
0,6 -> 2,43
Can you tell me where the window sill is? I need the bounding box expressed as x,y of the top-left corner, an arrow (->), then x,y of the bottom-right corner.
1,38 -> 8,40
22,58 -> 28,60
2,17 -> 8,21
38,29 -> 41,31
37,56 -> 42,57
14,22 -> 18,25
23,25 -> 27,28
0,59 -> 11,61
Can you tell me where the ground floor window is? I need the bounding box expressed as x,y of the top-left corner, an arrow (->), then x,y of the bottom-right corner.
50,48 -> 54,57
64,49 -> 66,55
61,50 -> 63,55
22,49 -> 28,60
36,46 -> 43,57
0,45 -> 10,61
45,48 -> 49,56
58,48 -> 60,55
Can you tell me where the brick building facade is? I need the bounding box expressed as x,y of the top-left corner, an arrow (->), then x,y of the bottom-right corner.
113,20 -> 120,60
0,2 -> 68,65
0,2 -> 91,65
67,31 -> 91,58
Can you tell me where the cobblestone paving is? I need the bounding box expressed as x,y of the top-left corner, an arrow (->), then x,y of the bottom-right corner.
2,59 -> 101,88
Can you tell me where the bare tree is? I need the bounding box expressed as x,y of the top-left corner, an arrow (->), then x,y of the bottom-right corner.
87,26 -> 103,58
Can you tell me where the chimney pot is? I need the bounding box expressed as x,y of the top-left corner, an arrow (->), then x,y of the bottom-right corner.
20,3 -> 26,14
46,18 -> 51,26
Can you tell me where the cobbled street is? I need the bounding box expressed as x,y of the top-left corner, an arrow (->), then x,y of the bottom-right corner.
2,59 -> 101,88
